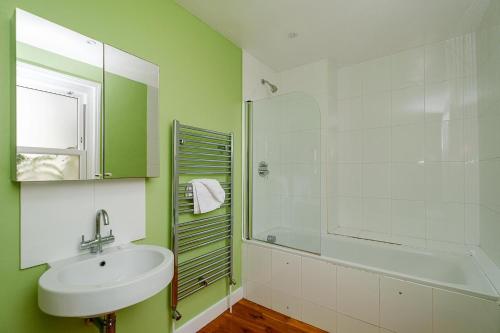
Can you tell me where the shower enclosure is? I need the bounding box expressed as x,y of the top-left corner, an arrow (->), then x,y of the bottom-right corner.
240,1 -> 500,331
245,92 -> 322,254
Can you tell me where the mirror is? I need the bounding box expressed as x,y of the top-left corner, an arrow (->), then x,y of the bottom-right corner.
15,9 -> 103,181
103,45 -> 159,178
14,9 -> 159,181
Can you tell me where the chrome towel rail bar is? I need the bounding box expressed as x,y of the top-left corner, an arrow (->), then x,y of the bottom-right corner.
171,120 -> 235,321
177,151 -> 231,159
177,213 -> 231,226
178,124 -> 231,137
178,131 -> 231,142
178,219 -> 231,234
179,250 -> 229,275
178,224 -> 231,241
177,158 -> 231,164
178,261 -> 231,290
179,246 -> 231,266
179,144 -> 230,153
177,202 -> 231,214
178,270 -> 231,300
178,171 -> 232,175
179,229 -> 231,248
179,138 -> 231,147
178,235 -> 231,254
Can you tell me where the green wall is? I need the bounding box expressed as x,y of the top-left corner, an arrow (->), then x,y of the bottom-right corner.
0,1 -> 242,332
104,72 -> 148,178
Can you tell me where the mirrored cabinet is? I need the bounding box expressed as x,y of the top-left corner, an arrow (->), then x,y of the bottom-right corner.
13,9 -> 159,181
103,45 -> 159,179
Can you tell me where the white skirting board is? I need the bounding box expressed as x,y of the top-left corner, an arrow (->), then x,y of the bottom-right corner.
174,287 -> 244,333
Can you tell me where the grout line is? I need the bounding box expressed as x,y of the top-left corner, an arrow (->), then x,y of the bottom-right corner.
335,262 -> 339,331
389,66 -> 394,241
423,49 -> 429,249
378,273 -> 381,327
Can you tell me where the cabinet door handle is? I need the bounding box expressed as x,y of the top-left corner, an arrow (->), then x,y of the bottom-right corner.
94,174 -> 103,179
104,172 -> 113,177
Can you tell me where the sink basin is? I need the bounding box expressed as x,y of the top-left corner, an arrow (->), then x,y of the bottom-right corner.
38,244 -> 174,317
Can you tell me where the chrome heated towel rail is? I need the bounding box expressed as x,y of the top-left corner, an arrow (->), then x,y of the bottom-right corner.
171,120 -> 235,321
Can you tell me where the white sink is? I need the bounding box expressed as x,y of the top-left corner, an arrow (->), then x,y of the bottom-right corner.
38,244 -> 174,317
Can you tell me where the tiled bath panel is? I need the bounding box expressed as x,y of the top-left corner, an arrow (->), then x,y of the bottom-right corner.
243,242 -> 500,333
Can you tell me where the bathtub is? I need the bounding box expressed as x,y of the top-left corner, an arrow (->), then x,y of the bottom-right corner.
321,234 -> 498,300
255,227 -> 499,300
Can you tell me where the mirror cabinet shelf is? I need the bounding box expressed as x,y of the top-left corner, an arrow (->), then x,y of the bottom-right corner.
13,9 -> 159,182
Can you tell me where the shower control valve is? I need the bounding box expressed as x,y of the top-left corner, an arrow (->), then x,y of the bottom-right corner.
258,161 -> 270,177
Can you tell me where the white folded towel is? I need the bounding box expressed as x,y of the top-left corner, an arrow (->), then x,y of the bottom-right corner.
188,179 -> 226,214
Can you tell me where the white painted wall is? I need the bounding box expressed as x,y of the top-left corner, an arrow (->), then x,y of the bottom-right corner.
242,50 -> 280,102
21,179 -> 146,268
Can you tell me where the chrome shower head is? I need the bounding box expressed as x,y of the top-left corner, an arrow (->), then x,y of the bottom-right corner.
261,79 -> 278,93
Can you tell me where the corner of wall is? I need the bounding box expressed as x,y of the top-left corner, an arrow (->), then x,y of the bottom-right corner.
242,50 -> 280,101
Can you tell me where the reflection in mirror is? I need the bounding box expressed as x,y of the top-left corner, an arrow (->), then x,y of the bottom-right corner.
15,9 -> 103,181
103,45 -> 159,178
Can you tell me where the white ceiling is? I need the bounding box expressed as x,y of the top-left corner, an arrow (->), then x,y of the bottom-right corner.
176,0 -> 489,71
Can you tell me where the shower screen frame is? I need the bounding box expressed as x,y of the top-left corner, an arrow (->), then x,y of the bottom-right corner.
244,100 -> 254,242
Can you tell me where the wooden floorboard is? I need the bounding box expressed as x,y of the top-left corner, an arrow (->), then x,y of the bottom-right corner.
198,299 -> 327,333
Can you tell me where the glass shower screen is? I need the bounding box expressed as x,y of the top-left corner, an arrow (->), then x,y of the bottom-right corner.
248,92 -> 322,254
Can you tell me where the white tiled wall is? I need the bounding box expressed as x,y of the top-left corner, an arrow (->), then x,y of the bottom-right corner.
250,92 -> 322,245
242,3 -> 500,271
329,34 -> 480,248
476,0 -> 500,268
243,54 -> 331,247
242,28 -> 500,262
243,242 -> 500,333
242,50 -> 283,239
279,60 -> 331,237
20,179 -> 146,268
244,34 -> 481,250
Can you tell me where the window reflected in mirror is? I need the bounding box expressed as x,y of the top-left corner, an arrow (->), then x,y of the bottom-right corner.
15,9 -> 103,181
17,85 -> 79,149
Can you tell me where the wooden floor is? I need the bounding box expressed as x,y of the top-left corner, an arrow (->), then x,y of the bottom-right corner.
198,299 -> 327,333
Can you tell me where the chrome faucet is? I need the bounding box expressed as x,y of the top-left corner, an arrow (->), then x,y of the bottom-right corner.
80,209 -> 115,253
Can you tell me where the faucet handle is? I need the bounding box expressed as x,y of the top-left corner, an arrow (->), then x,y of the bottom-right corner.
109,229 -> 113,236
